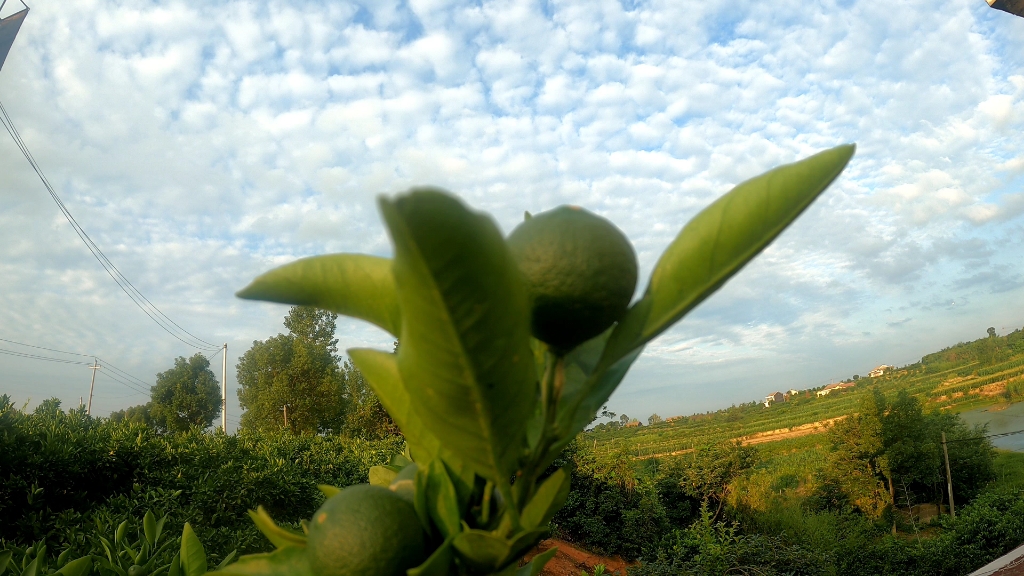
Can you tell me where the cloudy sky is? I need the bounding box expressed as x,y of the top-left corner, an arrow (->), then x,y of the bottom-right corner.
1,0 -> 1024,427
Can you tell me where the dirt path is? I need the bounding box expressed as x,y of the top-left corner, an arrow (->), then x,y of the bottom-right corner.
736,416 -> 847,446
634,416 -> 847,460
522,539 -> 635,576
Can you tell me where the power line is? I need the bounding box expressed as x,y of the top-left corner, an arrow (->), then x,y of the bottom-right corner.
0,100 -> 219,351
945,429 -> 1024,443
0,337 -> 93,357
0,347 -> 93,365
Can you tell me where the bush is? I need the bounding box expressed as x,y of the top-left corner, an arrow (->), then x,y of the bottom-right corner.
0,396 -> 403,559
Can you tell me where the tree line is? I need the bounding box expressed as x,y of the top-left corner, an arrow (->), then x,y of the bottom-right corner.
111,306 -> 397,439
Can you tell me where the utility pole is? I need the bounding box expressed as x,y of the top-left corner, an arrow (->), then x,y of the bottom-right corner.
221,343 -> 227,433
282,404 -> 289,429
86,359 -> 100,415
942,431 -> 956,518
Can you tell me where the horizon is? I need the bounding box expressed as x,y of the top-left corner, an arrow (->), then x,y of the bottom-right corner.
2,0 -> 1024,427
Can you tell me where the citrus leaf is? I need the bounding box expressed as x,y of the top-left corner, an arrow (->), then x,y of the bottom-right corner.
369,465 -> 400,487
602,144 -> 855,367
168,553 -> 180,576
179,523 -> 207,576
144,511 -> 157,547
21,557 -> 38,576
54,557 -> 92,576
515,547 -> 557,576
553,145 -> 855,452
347,348 -> 441,461
507,528 -> 550,560
237,254 -> 401,337
216,551 -> 238,570
0,550 -> 12,575
379,188 -> 536,483
521,468 -> 570,530
316,485 -> 340,499
452,529 -> 512,573
247,507 -> 306,549
408,538 -> 454,576
425,459 -> 462,540
212,547 -> 310,576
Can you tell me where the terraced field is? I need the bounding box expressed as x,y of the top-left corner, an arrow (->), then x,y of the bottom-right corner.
585,327 -> 1024,461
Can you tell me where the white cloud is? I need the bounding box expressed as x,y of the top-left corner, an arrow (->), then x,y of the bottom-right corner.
3,0 -> 1024,419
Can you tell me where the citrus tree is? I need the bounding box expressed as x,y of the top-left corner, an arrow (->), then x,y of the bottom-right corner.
223,144 -> 855,576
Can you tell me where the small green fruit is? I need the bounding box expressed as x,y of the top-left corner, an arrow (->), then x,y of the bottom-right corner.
307,484 -> 427,576
507,206 -> 638,352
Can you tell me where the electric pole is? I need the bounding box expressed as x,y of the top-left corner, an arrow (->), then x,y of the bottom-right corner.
221,343 -> 227,433
282,404 -> 289,429
942,431 -> 956,518
86,359 -> 100,415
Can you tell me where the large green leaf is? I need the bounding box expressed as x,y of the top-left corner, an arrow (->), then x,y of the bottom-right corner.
213,547 -> 310,576
179,524 -> 207,576
247,507 -> 306,549
602,144 -> 855,366
408,538 -> 454,576
515,548 -> 557,576
379,188 -> 537,482
452,530 -> 512,573
0,551 -> 12,576
346,348 -> 441,461
521,468 -> 570,530
54,557 -> 92,576
545,145 -> 855,460
236,254 -> 401,336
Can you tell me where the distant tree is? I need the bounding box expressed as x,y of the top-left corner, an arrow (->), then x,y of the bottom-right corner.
666,442 -> 756,520
109,403 -> 154,427
33,397 -> 63,417
824,389 -> 994,517
852,374 -> 860,380
341,358 -> 400,440
988,326 -> 997,338
237,306 -> 345,434
649,414 -> 663,425
149,354 -> 221,433
620,414 -> 630,425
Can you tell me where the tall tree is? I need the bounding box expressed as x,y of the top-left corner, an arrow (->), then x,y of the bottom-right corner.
236,306 -> 345,434
825,389 -> 993,516
149,354 -> 221,433
341,359 -> 400,440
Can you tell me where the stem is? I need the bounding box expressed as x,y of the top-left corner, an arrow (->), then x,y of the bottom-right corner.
516,354 -> 566,512
481,481 -> 494,525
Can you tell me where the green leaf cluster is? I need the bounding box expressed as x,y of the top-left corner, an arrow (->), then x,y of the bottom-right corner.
235,144 -> 855,574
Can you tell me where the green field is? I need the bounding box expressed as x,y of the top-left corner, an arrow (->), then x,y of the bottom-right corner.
585,326 -> 1024,461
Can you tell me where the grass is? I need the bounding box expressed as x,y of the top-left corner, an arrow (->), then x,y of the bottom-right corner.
991,450 -> 1024,492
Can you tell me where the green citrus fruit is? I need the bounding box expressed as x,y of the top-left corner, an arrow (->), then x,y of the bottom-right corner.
507,206 -> 637,352
307,484 -> 427,576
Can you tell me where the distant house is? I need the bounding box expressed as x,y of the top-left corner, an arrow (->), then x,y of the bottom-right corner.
788,389 -> 799,396
764,391 -> 786,406
869,365 -> 894,378
624,420 -> 642,428
816,382 -> 856,397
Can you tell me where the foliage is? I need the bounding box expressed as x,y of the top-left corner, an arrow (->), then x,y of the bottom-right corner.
340,359 -> 400,441
820,390 -> 994,517
146,355 -> 221,434
0,397 -> 401,553
551,441 -> 669,560
233,146 -> 856,574
107,405 -> 154,428
236,306 -> 346,434
631,505 -> 826,576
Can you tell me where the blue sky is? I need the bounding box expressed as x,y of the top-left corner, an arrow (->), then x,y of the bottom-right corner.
2,0 -> 1024,427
